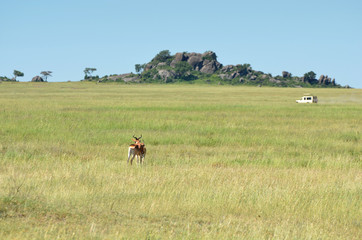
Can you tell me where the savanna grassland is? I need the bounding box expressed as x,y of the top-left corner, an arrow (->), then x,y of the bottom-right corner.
0,82 -> 361,239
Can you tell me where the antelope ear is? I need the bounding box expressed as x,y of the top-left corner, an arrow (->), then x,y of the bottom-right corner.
132,138 -> 137,142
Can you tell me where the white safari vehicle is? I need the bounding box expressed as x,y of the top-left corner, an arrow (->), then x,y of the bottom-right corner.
296,95 -> 318,103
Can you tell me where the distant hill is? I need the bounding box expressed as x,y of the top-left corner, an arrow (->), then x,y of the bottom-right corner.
92,50 -> 346,87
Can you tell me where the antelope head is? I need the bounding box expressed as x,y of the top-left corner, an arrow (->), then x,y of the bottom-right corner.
132,134 -> 142,142
132,135 -> 143,147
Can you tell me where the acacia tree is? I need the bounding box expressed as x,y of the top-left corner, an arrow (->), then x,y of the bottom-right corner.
84,68 -> 97,79
152,50 -> 171,63
135,64 -> 146,73
13,70 -> 24,81
40,71 -> 52,82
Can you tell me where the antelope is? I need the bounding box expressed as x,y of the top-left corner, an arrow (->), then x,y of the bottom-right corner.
127,135 -> 147,165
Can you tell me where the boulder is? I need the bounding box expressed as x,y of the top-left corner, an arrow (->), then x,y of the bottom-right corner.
324,75 -> 329,84
144,63 -> 154,71
282,71 -> 291,78
231,72 -> 240,79
31,76 -> 44,82
187,55 -> 203,70
250,75 -> 257,80
221,65 -> 234,73
219,74 -> 233,80
185,52 -> 201,58
318,75 -> 325,84
174,52 -> 186,62
123,75 -> 140,83
261,74 -> 268,79
215,61 -> 222,70
269,78 -> 281,83
170,52 -> 187,67
157,69 -> 176,82
200,61 -> 213,74
201,51 -> 217,61
108,73 -> 140,82
200,56 -> 222,73
318,75 -> 333,85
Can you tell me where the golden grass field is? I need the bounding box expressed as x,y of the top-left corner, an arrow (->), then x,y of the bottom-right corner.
0,82 -> 361,239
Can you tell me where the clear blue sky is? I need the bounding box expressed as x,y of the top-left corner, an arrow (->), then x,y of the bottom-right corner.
1,0 -> 361,88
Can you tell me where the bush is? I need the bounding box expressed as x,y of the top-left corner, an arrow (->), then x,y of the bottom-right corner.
174,62 -> 192,79
303,71 -> 317,84
151,50 -> 172,64
236,64 -> 251,76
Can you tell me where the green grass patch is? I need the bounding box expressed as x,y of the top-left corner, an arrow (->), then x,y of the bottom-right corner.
0,82 -> 361,239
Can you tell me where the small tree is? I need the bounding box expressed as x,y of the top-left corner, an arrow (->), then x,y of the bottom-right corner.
152,50 -> 171,63
303,71 -> 316,83
135,64 -> 146,73
13,70 -> 24,81
84,68 -> 97,79
40,71 -> 52,82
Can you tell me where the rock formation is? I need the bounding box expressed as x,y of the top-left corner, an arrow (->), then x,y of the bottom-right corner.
31,76 -> 44,82
318,75 -> 334,85
94,50 -> 343,87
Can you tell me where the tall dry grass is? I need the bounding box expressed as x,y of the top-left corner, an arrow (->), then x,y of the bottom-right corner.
0,82 -> 361,239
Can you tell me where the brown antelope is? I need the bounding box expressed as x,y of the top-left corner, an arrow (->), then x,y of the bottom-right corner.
127,135 -> 146,165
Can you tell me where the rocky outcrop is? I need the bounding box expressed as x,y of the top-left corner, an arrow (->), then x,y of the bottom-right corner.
144,51 -> 222,75
170,53 -> 187,67
174,52 -> 186,62
318,75 -> 324,84
31,76 -> 44,82
202,51 -> 217,60
171,51 -> 223,73
170,52 -> 186,67
318,75 -> 334,85
123,74 -> 140,82
112,50 -> 345,87
200,59 -> 222,74
187,54 -> 203,70
221,65 -> 235,73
